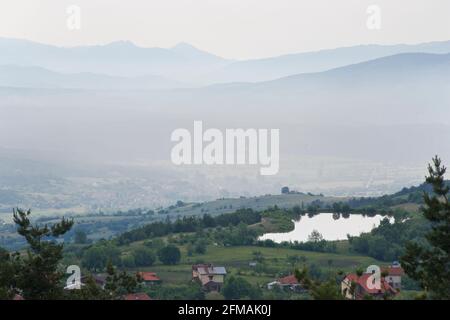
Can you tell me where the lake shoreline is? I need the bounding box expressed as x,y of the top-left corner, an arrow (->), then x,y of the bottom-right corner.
259,212 -> 392,243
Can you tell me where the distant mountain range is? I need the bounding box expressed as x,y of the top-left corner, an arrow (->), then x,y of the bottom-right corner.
2,50 -> 448,166
0,65 -> 184,90
203,41 -> 450,83
168,52 -> 450,126
1,49 -> 449,127
0,38 -> 230,83
1,37 -> 450,86
255,52 -> 450,89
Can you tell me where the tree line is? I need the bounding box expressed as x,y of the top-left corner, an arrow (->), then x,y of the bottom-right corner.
117,209 -> 261,245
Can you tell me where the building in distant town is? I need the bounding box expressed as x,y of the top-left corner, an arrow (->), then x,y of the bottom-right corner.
138,272 -> 161,286
192,264 -> 227,292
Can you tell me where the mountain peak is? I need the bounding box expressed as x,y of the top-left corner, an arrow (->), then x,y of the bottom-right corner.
170,42 -> 228,62
106,40 -> 137,48
172,42 -> 197,50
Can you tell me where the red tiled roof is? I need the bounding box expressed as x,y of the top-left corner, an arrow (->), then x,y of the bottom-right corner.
345,273 -> 397,295
124,293 -> 151,300
278,274 -> 299,285
138,272 -> 160,282
382,266 -> 405,276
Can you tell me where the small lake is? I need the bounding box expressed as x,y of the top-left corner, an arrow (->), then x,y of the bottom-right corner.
259,213 -> 390,243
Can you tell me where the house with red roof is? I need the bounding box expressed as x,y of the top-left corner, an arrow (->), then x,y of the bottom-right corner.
341,272 -> 398,300
138,272 -> 161,286
267,274 -> 304,292
381,262 -> 405,290
342,262 -> 405,299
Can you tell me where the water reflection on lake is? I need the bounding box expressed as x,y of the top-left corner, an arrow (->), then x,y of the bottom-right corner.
259,213 -> 391,243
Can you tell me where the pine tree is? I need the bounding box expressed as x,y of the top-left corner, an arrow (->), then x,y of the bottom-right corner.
12,208 -> 74,299
294,267 -> 342,300
67,262 -> 142,300
103,261 -> 141,299
401,156 -> 450,299
0,246 -> 17,299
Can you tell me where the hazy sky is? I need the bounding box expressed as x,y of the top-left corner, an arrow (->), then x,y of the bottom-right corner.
1,0 -> 449,59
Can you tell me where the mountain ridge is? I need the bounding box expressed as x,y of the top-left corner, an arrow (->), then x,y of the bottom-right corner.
0,64 -> 186,90
2,37 -> 450,84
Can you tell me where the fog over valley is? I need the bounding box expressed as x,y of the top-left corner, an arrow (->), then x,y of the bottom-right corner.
1,39 -> 449,215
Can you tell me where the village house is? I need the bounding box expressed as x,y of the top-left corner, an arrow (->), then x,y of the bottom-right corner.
267,274 -> 303,292
341,273 -> 398,300
138,272 -> 161,286
192,264 -> 227,292
382,262 -> 404,290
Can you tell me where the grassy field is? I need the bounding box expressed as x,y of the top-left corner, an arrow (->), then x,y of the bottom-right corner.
125,244 -> 382,287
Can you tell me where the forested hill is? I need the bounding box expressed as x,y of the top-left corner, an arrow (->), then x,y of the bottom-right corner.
347,180 -> 450,210
156,180 -> 450,217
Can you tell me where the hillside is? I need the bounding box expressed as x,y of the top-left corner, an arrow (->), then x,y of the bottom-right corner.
160,193 -> 346,217
259,52 -> 450,87
201,41 -> 450,83
0,38 -> 230,82
2,38 -> 450,85
0,65 -> 185,90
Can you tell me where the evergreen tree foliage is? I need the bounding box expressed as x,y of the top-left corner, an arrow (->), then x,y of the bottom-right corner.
401,156 -> 450,299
